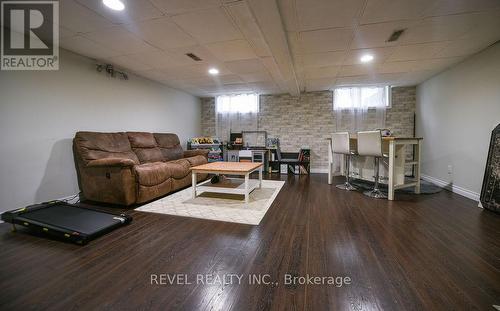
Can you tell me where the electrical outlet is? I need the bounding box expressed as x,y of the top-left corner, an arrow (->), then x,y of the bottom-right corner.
447,165 -> 453,175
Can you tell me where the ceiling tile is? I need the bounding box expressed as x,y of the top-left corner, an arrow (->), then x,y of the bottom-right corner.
343,47 -> 396,65
335,73 -> 407,86
76,0 -> 163,23
59,0 -> 114,33
225,1 -> 273,57
388,42 -> 448,62
436,38 -> 496,58
351,21 -> 417,49
84,26 -> 157,54
338,64 -> 378,77
126,50 -> 195,69
224,59 -> 267,74
247,82 -> 279,91
150,0 -> 221,15
305,78 -> 336,91
401,14 -> 478,45
178,76 -> 219,88
218,74 -> 245,84
423,0 -> 500,17
304,66 -> 340,79
410,57 -> 464,72
106,55 -> 152,71
299,28 -> 353,54
277,0 -> 298,32
135,69 -> 172,82
160,64 -> 230,79
296,0 -> 364,30
377,61 -> 417,74
205,40 -> 257,62
169,45 -> 220,64
301,51 -> 346,68
360,0 -> 434,24
172,8 -> 243,44
240,71 -> 272,83
60,35 -> 122,59
124,17 -> 197,50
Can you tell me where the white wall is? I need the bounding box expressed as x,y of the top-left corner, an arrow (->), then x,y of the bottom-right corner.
416,43 -> 500,199
0,49 -> 201,212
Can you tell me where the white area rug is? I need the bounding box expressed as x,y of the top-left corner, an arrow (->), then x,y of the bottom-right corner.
136,180 -> 285,225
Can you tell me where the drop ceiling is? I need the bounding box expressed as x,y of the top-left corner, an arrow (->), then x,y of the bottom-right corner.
57,0 -> 500,96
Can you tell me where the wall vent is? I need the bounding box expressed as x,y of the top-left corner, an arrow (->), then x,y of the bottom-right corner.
387,29 -> 406,42
186,53 -> 202,61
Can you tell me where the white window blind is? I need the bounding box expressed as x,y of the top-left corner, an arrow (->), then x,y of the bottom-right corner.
216,93 -> 259,114
333,86 -> 390,110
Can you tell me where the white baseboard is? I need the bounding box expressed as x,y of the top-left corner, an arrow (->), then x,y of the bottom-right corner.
421,174 -> 480,202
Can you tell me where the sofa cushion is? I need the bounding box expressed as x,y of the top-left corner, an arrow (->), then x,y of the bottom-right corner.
127,132 -> 164,163
165,159 -> 191,179
134,162 -> 172,187
74,132 -> 139,165
184,155 -> 207,167
154,133 -> 183,161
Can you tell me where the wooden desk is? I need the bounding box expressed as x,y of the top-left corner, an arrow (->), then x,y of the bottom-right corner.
327,136 -> 423,200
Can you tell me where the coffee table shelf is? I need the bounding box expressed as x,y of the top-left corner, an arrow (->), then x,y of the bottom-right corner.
191,162 -> 263,204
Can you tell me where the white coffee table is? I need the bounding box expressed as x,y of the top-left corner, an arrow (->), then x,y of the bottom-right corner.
191,162 -> 263,204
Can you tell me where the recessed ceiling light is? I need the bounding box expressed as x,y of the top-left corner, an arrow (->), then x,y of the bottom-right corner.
103,0 -> 125,11
360,54 -> 374,63
208,68 -> 219,75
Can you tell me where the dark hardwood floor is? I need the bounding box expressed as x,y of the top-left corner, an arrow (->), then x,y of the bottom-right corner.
1,174 -> 499,310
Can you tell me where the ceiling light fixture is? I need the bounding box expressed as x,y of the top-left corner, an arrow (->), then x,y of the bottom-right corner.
360,54 -> 374,63
208,68 -> 219,75
103,0 -> 125,11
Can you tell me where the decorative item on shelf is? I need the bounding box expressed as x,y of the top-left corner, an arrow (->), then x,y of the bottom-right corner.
228,132 -> 243,150
266,137 -> 280,149
378,128 -> 392,137
298,147 -> 310,162
188,136 -> 223,162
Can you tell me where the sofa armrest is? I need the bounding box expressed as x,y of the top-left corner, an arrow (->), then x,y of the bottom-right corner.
86,158 -> 136,168
184,149 -> 209,159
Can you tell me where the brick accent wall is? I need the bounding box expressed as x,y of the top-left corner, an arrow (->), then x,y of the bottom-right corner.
200,87 -> 416,171
201,97 -> 215,137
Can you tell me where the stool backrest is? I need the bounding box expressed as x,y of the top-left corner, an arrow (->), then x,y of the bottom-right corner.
332,132 -> 351,154
357,130 -> 383,157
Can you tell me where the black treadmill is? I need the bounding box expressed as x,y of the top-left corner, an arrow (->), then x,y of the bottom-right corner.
1,201 -> 132,245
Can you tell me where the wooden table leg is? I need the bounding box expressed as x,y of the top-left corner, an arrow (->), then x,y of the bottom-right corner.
328,139 -> 333,185
388,141 -> 395,201
415,140 -> 422,194
245,173 -> 249,204
192,172 -> 197,199
258,166 -> 263,189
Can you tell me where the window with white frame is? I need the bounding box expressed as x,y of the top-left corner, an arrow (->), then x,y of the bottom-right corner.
216,93 -> 259,114
333,86 -> 391,110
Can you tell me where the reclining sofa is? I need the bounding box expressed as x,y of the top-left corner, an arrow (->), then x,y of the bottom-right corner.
73,132 -> 208,205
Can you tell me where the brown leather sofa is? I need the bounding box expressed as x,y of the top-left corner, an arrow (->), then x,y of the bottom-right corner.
73,131 -> 209,206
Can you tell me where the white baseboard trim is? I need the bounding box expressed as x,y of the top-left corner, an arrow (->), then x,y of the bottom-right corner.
421,174 -> 480,202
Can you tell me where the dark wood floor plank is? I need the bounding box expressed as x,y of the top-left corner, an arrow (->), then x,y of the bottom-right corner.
0,174 -> 499,311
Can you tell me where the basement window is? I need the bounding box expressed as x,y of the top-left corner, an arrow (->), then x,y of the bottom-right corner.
216,93 -> 259,114
333,86 -> 391,110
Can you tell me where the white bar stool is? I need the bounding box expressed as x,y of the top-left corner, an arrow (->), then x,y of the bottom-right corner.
332,132 -> 358,191
357,130 -> 388,199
